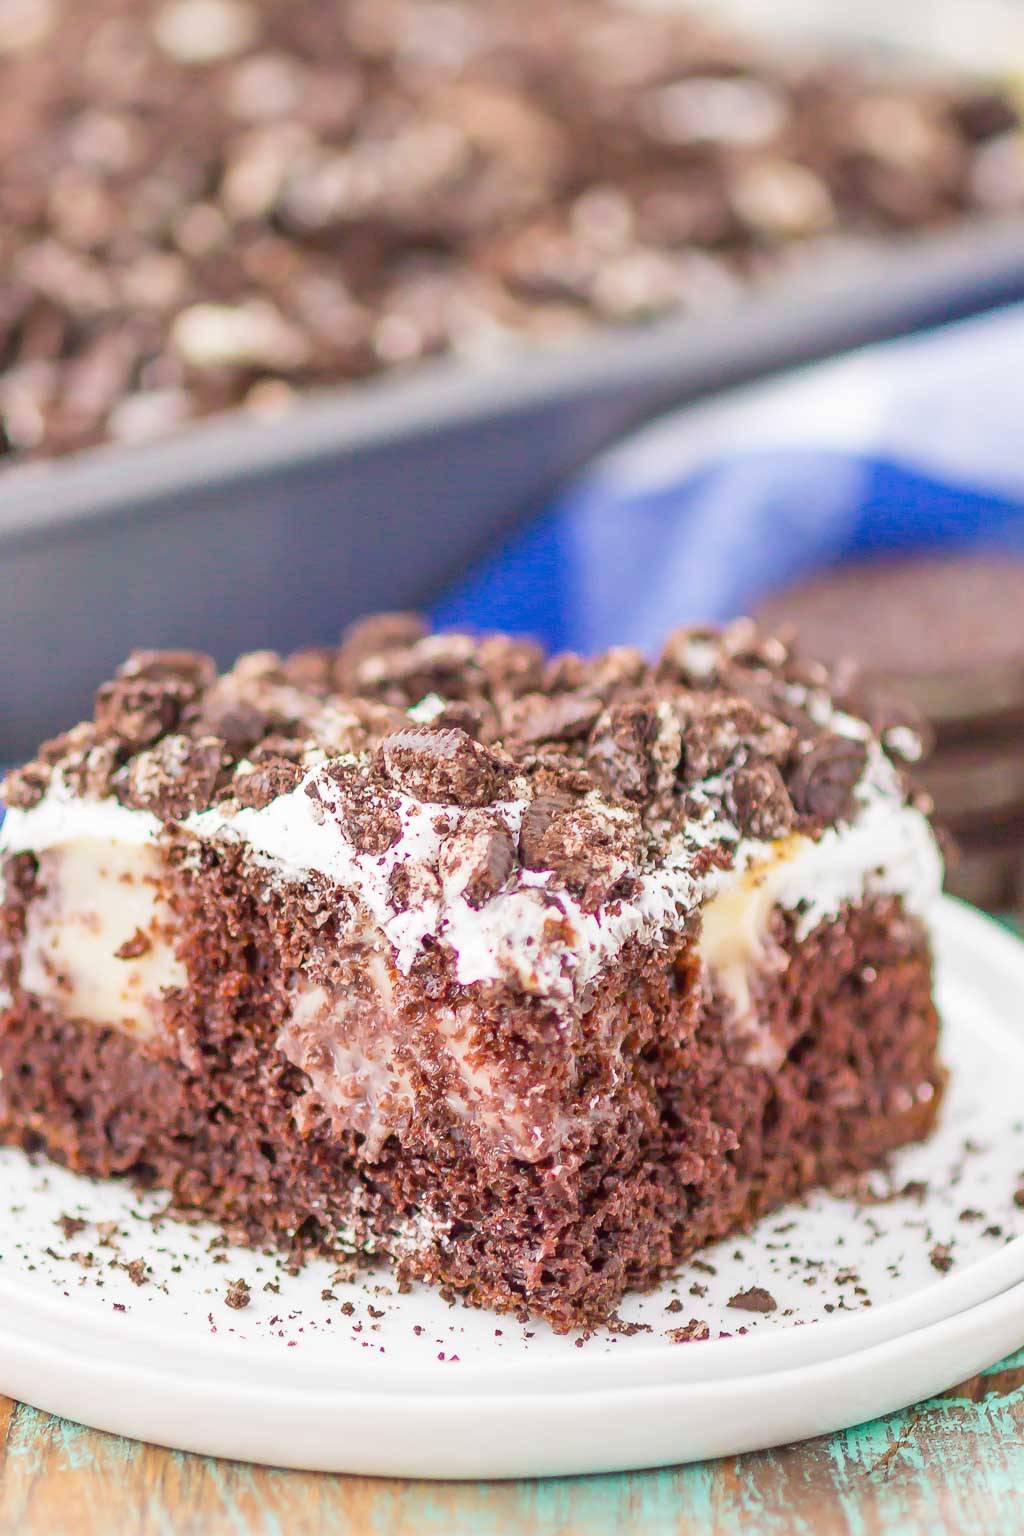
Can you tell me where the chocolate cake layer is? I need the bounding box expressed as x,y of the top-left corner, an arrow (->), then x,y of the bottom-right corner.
0,618 -> 944,1329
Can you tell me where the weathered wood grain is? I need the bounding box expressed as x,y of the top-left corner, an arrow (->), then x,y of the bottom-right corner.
1,1351 -> 1021,1535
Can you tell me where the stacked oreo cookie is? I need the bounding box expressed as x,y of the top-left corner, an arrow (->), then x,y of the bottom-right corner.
754,553 -> 1024,912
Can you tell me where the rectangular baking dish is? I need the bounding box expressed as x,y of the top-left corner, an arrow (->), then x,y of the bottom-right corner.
3,215 -> 1024,764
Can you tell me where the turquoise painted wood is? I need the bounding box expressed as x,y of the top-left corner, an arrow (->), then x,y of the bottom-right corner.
1,1350 -> 1022,1533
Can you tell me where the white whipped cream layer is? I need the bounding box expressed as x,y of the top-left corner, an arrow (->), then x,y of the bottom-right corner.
2,743 -> 942,1009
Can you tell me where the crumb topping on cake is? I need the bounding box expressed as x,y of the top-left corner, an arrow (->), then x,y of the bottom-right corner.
2,618 -> 941,1004
3,614 -> 918,821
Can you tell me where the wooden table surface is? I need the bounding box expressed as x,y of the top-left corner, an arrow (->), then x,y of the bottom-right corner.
1,1347 -> 1022,1534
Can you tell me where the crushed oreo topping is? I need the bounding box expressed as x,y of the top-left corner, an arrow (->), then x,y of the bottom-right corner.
336,613 -> 429,689
232,755 -> 306,812
787,734 -> 869,826
518,793 -> 574,870
438,815 -> 516,909
119,649 -> 217,693
519,792 -> 639,912
929,1243 -> 954,1274
378,727 -> 509,807
114,734 -> 224,820
587,699 -> 662,805
726,760 -> 794,841
95,675 -> 183,750
2,619 -> 925,967
321,763 -> 402,855
504,692 -> 603,747
357,635 -> 479,708
388,859 -> 442,914
680,696 -> 794,784
1,761 -> 50,812
198,689 -> 273,754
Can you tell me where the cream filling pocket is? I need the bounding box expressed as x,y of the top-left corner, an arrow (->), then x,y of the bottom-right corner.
19,839 -> 185,1037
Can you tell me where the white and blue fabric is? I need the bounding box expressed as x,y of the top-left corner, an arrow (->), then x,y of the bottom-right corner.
434,302 -> 1024,653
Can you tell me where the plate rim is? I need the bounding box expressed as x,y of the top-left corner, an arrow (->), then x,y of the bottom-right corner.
0,1266 -> 1020,1477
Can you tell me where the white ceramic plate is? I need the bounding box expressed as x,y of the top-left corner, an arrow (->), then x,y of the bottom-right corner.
0,897 -> 1022,1476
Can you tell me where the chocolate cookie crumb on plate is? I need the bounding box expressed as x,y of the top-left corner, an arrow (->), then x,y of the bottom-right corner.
225,1278 -> 251,1310
929,1244 -> 955,1274
727,1286 -> 779,1314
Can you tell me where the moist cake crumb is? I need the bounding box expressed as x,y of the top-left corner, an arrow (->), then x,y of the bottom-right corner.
668,1320 -> 711,1343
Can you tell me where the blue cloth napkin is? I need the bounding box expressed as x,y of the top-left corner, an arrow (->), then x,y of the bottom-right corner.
434,302 -> 1024,653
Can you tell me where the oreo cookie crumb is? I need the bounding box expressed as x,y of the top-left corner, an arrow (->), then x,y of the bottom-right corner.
727,1286 -> 778,1314
225,1278 -> 251,1310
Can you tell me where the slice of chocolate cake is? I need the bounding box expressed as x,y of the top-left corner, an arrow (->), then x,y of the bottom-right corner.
0,619 -> 944,1331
